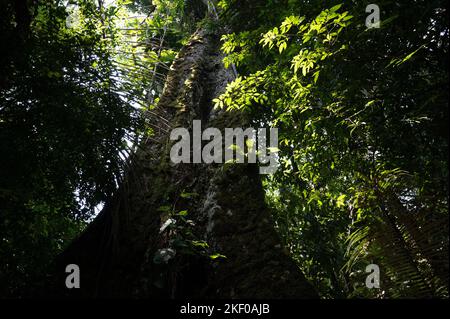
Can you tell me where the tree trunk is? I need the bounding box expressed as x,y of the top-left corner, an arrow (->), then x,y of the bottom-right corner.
46,28 -> 317,299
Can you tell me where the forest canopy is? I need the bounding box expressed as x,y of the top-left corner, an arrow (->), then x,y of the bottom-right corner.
0,0 -> 448,299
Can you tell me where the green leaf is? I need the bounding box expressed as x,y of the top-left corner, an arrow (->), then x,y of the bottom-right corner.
279,41 -> 287,54
330,4 -> 343,12
178,210 -> 188,216
180,192 -> 198,199
157,205 -> 171,212
191,240 -> 209,249
210,253 -> 227,260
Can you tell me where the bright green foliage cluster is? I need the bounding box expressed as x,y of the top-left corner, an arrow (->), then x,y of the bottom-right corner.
215,0 -> 448,298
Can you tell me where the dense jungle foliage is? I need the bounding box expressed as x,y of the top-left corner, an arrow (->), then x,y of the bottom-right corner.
0,0 -> 448,298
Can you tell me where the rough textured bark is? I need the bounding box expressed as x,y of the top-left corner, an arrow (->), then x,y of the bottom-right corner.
46,28 -> 317,299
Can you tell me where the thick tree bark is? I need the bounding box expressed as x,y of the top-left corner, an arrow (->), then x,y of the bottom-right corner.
46,28 -> 317,299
